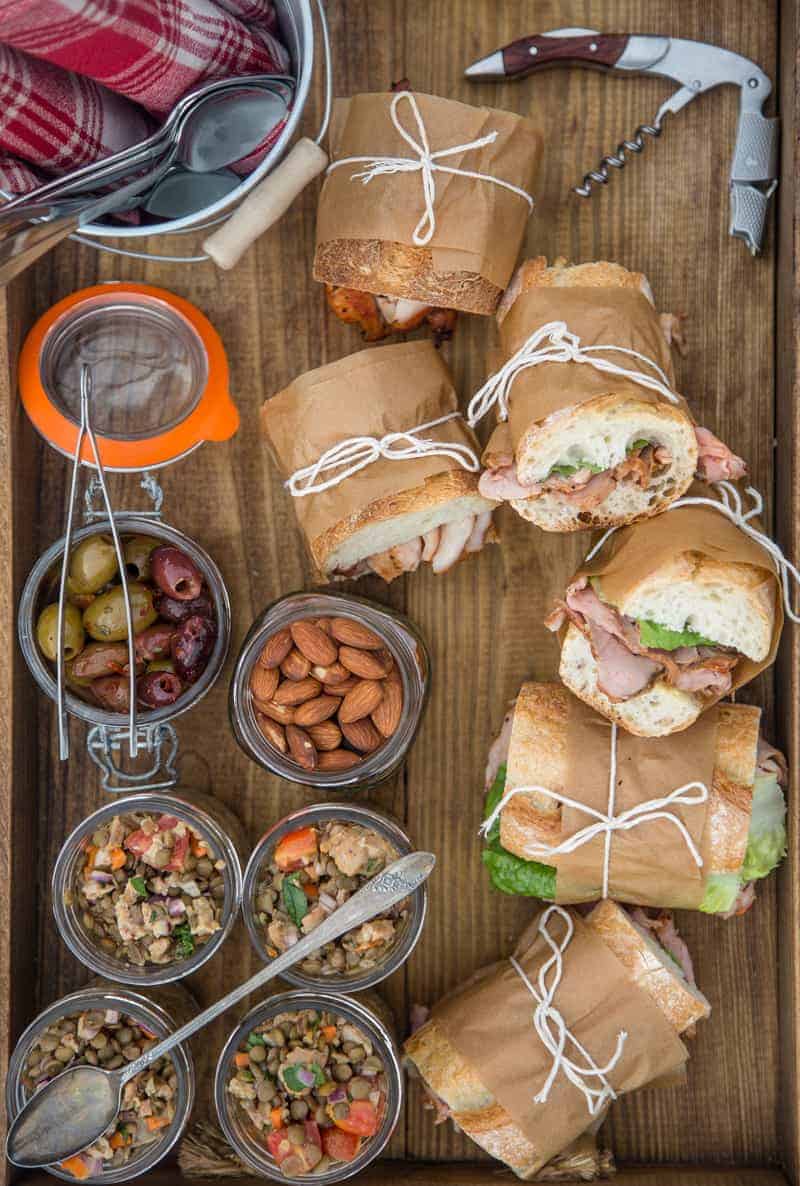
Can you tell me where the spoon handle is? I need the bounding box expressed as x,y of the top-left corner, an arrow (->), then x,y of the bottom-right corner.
119,851 -> 435,1085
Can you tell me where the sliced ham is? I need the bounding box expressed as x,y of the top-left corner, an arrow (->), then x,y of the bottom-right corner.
587,621 -> 662,700
478,464 -> 535,502
355,514 -> 493,581
431,516 -> 475,573
757,738 -> 789,786
325,284 -> 457,344
409,1003 -> 430,1034
630,908 -> 697,984
389,537 -> 422,573
694,426 -> 747,482
548,579 -> 741,701
485,704 -> 515,789
465,510 -> 493,552
420,527 -> 440,562
719,881 -> 756,919
559,471 -> 617,510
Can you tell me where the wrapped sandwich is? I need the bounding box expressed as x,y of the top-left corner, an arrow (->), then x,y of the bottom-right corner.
406,901 -> 709,1180
544,489 -> 784,735
261,340 -> 496,581
471,258 -> 745,532
482,682 -> 787,916
314,87 -> 542,341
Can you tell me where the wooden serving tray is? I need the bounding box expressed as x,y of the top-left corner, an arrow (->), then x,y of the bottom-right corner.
0,2 -> 797,1184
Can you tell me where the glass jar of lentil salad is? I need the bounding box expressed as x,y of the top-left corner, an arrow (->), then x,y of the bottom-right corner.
52,790 -> 245,985
215,991 -> 402,1183
242,803 -> 427,993
228,592 -> 430,791
6,981 -> 195,1183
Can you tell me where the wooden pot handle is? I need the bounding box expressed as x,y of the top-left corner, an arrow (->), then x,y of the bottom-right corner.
203,137 -> 328,270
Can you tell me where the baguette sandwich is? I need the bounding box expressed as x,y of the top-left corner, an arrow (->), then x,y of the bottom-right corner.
261,341 -> 497,582
405,900 -> 708,1179
483,683 -> 787,916
477,258 -> 745,532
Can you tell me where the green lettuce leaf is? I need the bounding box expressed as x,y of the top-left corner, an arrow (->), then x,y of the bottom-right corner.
282,873 -> 308,927
482,765 -> 556,899
699,873 -> 741,915
547,460 -> 605,478
637,618 -> 717,650
741,772 -> 787,882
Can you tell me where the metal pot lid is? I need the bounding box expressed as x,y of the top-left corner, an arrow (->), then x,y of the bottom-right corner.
18,282 -> 238,471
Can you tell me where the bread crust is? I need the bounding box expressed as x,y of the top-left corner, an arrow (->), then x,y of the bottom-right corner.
311,467 -> 493,575
500,681 -> 759,885
585,899 -> 711,1034
314,239 -> 501,315
497,256 -> 653,323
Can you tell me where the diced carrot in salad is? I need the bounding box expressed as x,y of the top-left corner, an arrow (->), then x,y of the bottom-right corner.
109,847 -> 126,870
334,1099 -> 379,1137
274,826 -> 318,871
59,1156 -> 91,1179
145,1115 -> 171,1131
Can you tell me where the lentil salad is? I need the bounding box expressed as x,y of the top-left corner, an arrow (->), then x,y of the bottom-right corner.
226,1008 -> 388,1176
21,1008 -> 177,1178
73,811 -> 225,968
254,821 -> 409,978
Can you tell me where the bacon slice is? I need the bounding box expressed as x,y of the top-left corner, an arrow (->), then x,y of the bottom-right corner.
694,426 -> 747,482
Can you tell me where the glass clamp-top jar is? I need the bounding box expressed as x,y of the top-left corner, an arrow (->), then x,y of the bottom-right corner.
16,283 -> 237,793
229,592 -> 430,791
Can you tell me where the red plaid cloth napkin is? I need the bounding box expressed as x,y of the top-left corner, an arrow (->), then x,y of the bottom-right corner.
0,0 -> 289,196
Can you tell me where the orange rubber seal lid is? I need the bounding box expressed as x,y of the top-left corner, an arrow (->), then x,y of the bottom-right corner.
19,283 -> 239,471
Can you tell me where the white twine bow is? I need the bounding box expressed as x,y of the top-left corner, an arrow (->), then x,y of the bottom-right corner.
284,411 -> 479,498
466,320 -> 678,427
480,722 -> 708,900
326,90 -> 534,248
584,479 -> 800,625
511,905 -> 627,1116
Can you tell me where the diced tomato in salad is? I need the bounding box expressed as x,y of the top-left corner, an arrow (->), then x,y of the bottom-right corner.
267,1128 -> 292,1163
304,1120 -> 322,1149
333,1099 -> 379,1137
157,814 -> 180,831
321,1127 -> 361,1162
274,826 -> 318,871
123,829 -> 152,855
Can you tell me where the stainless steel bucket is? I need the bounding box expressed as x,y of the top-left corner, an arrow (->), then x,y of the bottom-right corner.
79,0 -> 315,242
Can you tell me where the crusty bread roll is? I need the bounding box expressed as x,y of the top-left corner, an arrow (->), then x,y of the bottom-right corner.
485,258 -> 698,533
500,683 -> 758,886
405,899 -> 706,1178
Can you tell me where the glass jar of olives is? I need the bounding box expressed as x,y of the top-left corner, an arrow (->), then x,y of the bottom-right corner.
18,516 -> 231,787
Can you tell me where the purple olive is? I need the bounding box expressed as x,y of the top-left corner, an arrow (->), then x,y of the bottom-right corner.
172,614 -> 217,684
91,674 -> 131,712
137,670 -> 183,708
151,545 -> 203,601
154,589 -> 214,625
135,623 -> 175,662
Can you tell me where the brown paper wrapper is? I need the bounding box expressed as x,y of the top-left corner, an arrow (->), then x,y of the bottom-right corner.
485,287 -> 689,462
316,93 -> 542,291
568,492 -> 783,696
553,698 -> 718,906
260,340 -> 482,570
432,907 -> 688,1173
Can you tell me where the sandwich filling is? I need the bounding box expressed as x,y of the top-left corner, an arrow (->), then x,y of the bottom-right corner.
479,426 -> 745,510
325,285 -> 457,345
482,736 -> 787,916
545,578 -> 742,701
333,511 -> 493,580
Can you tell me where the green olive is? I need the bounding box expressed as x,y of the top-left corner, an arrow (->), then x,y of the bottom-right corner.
36,603 -> 85,662
83,583 -> 158,642
69,535 -> 119,595
146,658 -> 177,674
123,535 -> 159,582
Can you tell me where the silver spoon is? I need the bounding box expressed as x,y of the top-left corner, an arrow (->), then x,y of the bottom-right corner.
0,73 -> 294,218
6,850 -> 435,1169
0,82 -> 288,285
143,167 -> 241,219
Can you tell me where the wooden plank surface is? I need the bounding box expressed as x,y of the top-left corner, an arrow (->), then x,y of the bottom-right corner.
0,0 -> 792,1180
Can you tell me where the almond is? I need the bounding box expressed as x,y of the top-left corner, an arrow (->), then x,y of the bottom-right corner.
371,671 -> 403,737
323,676 -> 360,697
257,714 -> 287,753
293,694 -> 341,728
307,720 -> 342,751
339,645 -> 394,680
318,748 -> 362,771
273,677 -> 321,707
315,617 -> 334,634
290,619 -> 338,667
329,618 -> 384,650
311,661 -> 350,685
258,700 -> 296,725
338,679 -> 384,724
259,628 -> 293,669
249,664 -> 279,703
286,724 -> 317,770
341,717 -> 383,753
281,649 -> 312,681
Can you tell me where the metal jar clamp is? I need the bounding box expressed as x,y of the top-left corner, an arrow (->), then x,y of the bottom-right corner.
17,283 -> 237,792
